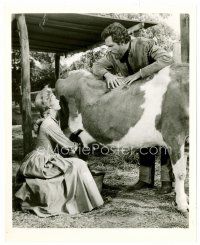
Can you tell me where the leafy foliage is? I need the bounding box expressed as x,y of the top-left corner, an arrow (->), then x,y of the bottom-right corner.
30,52 -> 55,91
61,48 -> 107,75
12,50 -> 55,103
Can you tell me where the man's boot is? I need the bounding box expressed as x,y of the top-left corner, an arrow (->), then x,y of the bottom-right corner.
156,147 -> 173,194
157,181 -> 172,194
127,165 -> 155,191
127,147 -> 156,191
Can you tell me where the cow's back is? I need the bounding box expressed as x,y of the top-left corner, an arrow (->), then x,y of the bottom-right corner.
56,65 -> 189,149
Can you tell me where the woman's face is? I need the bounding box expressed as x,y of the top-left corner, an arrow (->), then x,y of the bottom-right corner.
50,94 -> 61,111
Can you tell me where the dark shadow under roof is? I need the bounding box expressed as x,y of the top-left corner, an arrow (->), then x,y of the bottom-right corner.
12,13 -> 157,54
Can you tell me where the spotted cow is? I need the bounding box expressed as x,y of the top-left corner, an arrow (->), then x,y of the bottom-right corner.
55,63 -> 189,214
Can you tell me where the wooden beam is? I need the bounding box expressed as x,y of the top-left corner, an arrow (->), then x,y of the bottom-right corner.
13,31 -> 93,46
13,44 -> 87,54
26,23 -> 100,41
180,14 -> 189,63
128,22 -> 145,34
26,15 -> 103,33
16,14 -> 33,156
173,41 -> 181,63
12,35 -> 92,53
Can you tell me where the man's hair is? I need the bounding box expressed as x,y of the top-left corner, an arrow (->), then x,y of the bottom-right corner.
101,22 -> 131,44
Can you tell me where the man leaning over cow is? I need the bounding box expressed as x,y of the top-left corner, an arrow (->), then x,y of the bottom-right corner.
92,22 -> 174,194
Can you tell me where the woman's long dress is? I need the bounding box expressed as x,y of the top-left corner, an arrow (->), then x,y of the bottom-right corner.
15,116 -> 104,217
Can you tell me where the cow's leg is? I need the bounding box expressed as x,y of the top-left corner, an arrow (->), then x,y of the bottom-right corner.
171,143 -> 189,213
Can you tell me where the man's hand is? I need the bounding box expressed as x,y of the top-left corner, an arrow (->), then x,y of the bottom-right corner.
124,71 -> 141,85
104,72 -> 124,89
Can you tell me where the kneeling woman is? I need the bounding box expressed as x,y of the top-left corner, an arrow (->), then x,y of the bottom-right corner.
15,86 -> 104,217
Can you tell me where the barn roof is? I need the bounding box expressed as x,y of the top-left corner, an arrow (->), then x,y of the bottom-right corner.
12,13 -> 157,54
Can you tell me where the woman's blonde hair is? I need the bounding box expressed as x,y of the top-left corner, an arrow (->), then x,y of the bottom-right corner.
35,85 -> 53,117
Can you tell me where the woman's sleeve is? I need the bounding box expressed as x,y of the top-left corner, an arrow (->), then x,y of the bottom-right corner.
44,119 -> 76,149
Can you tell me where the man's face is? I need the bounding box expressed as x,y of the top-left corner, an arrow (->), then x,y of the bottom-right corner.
105,36 -> 125,60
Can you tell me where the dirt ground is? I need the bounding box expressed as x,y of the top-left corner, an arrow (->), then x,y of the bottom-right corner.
12,125 -> 189,228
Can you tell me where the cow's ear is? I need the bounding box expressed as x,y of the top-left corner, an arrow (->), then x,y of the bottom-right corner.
59,95 -> 69,130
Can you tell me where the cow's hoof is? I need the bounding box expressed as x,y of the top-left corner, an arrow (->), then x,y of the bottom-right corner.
173,193 -> 189,216
172,201 -> 189,217
177,205 -> 189,216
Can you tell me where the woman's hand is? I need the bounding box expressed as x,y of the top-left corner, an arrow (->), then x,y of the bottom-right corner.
33,118 -> 44,134
69,143 -> 79,155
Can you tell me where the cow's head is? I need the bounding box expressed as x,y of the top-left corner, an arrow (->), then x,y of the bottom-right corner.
55,70 -> 100,146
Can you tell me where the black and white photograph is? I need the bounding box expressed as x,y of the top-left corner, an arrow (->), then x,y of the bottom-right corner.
1,0 -> 199,243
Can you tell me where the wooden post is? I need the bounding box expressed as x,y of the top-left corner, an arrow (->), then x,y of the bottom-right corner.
173,41 -> 181,63
54,53 -> 60,86
128,23 -> 144,35
16,14 -> 33,156
180,14 -> 189,63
